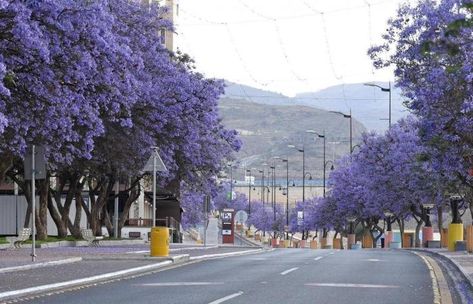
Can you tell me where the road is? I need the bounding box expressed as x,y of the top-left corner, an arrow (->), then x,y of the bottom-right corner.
24,249 -> 435,304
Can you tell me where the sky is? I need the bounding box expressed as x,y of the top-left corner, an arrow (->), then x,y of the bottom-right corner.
177,0 -> 411,97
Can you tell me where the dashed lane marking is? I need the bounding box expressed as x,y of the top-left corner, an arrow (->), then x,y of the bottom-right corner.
208,291 -> 244,304
305,283 -> 399,288
314,257 -> 323,261
280,267 -> 299,275
137,282 -> 223,287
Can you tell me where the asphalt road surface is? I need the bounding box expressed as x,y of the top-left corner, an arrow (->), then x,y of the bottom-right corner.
25,249 -> 435,304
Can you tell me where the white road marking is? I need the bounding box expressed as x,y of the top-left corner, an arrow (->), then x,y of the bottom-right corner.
305,283 -> 399,288
208,291 -> 244,304
260,281 -> 268,284
189,249 -> 263,261
329,252 -> 335,255
314,256 -> 323,261
0,261 -> 173,300
0,257 -> 82,274
138,282 -> 223,287
366,259 -> 381,262
280,267 -> 299,275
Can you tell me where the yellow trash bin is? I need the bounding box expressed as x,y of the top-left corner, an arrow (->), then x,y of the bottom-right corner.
150,227 -> 169,257
448,223 -> 464,252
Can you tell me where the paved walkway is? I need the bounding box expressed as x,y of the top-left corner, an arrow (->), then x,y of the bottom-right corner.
420,249 -> 473,284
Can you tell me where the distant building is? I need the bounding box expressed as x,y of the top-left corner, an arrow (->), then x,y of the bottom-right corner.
142,0 -> 180,52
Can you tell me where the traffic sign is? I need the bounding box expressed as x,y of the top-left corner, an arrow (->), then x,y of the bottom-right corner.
235,210 -> 248,224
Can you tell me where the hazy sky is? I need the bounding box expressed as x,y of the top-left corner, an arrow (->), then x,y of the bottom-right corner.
177,0 -> 410,96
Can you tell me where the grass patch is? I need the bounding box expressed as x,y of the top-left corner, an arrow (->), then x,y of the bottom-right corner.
0,237 -> 8,245
24,236 -> 79,244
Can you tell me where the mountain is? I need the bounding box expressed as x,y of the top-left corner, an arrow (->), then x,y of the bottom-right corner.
223,81 -> 408,133
295,83 -> 406,132
218,98 -> 366,180
223,81 -> 292,106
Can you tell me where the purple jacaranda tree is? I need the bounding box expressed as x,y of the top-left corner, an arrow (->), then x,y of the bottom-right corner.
289,199 -> 318,240
180,189 -> 207,230
248,201 -> 284,238
328,118 -> 449,247
369,0 -> 473,224
0,0 -> 240,238
213,182 -> 248,212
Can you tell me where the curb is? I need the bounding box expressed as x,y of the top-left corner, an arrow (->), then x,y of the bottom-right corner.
0,260 -> 173,301
189,248 -> 265,261
0,249 -> 265,301
82,254 -> 190,262
0,257 -> 83,274
411,249 -> 473,288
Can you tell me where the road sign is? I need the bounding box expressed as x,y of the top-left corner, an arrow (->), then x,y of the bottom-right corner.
142,150 -> 167,173
24,145 -> 47,180
235,210 -> 248,224
297,211 -> 304,226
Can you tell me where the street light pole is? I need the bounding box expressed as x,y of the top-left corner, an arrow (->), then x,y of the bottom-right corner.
282,159 -> 289,227
363,81 -> 392,129
349,109 -> 352,154
388,81 -> 392,129
270,165 -> 276,220
288,144 -> 305,202
246,169 -> 251,216
330,111 -> 352,154
259,169 -> 265,205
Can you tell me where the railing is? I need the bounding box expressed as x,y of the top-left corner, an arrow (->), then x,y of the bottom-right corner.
126,217 -> 179,230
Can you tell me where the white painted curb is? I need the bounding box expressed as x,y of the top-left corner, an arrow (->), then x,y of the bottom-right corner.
0,260 -> 172,301
189,249 -> 264,261
0,257 -> 82,274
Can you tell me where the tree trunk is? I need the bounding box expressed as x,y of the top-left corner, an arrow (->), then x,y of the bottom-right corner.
35,179 -> 50,240
72,192 -> 83,238
21,181 -> 32,228
47,194 -> 64,235
397,218 -> 405,248
90,177 -> 114,236
414,220 -> 423,248
117,183 -> 140,238
103,206 -> 113,237
451,198 -> 462,224
437,206 -> 443,235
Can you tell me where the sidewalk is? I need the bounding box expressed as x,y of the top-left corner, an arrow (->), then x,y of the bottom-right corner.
418,249 -> 473,285
0,243 -> 263,301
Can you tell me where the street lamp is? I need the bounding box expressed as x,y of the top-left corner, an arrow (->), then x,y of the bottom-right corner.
279,158 -> 289,231
269,164 -> 276,220
246,169 -> 252,216
258,169 -> 265,205
363,81 -> 392,129
288,144 -> 306,202
226,163 -> 238,204
323,160 -> 334,197
306,130 -> 331,197
330,110 -> 352,154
